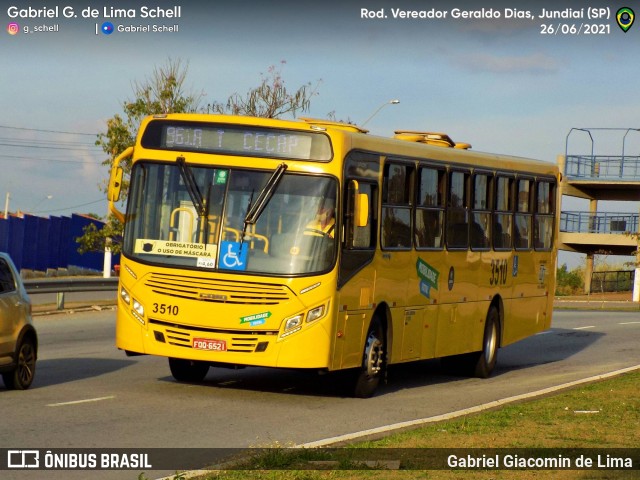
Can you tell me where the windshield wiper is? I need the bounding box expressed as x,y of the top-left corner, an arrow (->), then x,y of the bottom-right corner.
177,156 -> 206,217
241,162 -> 287,240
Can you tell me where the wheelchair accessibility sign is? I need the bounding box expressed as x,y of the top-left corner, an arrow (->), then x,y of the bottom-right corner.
220,241 -> 248,271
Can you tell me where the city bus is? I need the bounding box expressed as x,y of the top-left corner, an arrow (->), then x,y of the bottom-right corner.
108,113 -> 558,397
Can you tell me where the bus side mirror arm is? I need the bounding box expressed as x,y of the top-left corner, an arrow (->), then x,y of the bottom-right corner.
108,146 -> 134,224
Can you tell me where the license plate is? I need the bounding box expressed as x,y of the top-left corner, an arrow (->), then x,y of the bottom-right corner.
192,338 -> 227,351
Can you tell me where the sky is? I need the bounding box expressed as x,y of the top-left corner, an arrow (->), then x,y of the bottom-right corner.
1,0 -> 639,267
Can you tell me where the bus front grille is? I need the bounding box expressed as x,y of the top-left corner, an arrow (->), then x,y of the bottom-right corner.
149,319 -> 276,353
144,273 -> 292,305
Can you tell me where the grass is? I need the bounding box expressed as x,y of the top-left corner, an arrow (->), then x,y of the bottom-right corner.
148,370 -> 640,480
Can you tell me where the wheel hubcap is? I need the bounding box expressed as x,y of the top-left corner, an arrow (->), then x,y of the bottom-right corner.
18,344 -> 35,385
364,333 -> 383,377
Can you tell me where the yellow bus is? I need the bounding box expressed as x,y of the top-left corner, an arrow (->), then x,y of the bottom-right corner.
108,114 -> 558,397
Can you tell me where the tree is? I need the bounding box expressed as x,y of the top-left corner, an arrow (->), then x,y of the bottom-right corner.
78,58 -> 203,255
76,220 -> 123,255
206,60 -> 320,118
96,57 -> 204,200
555,263 -> 583,296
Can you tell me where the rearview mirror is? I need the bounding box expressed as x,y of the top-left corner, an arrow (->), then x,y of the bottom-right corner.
355,193 -> 369,227
349,180 -> 369,228
108,146 -> 134,223
107,167 -> 123,202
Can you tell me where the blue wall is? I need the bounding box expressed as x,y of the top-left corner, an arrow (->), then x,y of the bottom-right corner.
0,214 -> 118,272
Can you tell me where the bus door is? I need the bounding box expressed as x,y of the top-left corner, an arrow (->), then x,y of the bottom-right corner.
334,177 -> 378,370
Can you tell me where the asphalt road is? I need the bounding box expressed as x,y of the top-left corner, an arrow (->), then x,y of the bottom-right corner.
1,309 -> 639,479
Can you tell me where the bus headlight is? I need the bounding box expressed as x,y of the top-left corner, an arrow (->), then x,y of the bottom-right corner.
284,314 -> 303,332
120,286 -> 131,305
306,304 -> 326,324
131,298 -> 145,325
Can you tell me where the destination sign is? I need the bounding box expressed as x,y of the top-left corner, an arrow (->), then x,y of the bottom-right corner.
141,120 -> 332,161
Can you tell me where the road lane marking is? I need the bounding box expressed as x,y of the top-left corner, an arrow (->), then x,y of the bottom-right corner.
573,326 -> 595,330
619,322 -> 640,325
47,396 -> 115,407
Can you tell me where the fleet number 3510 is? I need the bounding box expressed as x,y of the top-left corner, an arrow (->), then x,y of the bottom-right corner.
152,303 -> 179,315
489,259 -> 508,286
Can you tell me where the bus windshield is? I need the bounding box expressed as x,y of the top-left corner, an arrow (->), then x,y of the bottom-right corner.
123,161 -> 338,275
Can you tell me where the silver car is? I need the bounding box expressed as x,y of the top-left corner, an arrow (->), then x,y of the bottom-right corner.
0,252 -> 37,389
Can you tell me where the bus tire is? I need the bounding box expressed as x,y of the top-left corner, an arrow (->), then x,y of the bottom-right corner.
353,317 -> 385,398
168,357 -> 209,383
474,306 -> 499,378
441,306 -> 499,378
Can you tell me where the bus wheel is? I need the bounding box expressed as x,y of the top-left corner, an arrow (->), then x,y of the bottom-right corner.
168,358 -> 210,383
353,318 -> 385,398
474,306 -> 499,378
441,307 -> 499,378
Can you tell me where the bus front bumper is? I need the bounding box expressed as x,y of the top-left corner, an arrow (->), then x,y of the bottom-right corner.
115,306 -> 333,370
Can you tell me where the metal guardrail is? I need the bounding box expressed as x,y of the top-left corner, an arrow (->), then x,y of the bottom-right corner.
24,277 -> 119,294
564,155 -> 640,180
561,211 -> 640,234
24,277 -> 118,310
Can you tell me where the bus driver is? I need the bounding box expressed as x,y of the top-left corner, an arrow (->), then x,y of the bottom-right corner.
305,198 -> 336,238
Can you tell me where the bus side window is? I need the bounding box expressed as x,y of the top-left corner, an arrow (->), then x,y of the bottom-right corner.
415,166 -> 445,249
381,163 -> 413,249
534,180 -> 555,250
514,178 -> 533,250
470,173 -> 492,250
446,169 -> 470,249
494,175 -> 513,250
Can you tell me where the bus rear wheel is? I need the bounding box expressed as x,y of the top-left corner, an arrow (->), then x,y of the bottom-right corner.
168,358 -> 210,383
473,306 -> 499,378
441,306 -> 499,378
353,317 -> 385,398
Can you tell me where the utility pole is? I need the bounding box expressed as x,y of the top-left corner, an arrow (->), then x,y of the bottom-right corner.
3,192 -> 9,219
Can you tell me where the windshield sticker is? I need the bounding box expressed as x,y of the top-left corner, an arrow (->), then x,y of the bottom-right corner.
215,170 -> 228,185
416,258 -> 439,299
240,311 -> 271,327
220,241 -> 248,271
134,239 -> 217,258
197,257 -> 215,269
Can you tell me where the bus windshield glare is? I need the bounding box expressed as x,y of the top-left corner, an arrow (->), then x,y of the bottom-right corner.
123,161 -> 338,275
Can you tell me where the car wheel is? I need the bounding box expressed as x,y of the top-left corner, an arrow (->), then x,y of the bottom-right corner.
2,335 -> 37,390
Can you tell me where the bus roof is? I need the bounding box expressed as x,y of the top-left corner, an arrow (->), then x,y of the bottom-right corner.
141,114 -> 558,177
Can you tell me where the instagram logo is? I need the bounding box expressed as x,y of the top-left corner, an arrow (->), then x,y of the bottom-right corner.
7,22 -> 19,35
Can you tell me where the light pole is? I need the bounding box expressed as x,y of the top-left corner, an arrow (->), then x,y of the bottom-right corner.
31,195 -> 53,214
361,99 -> 400,127
3,192 -> 9,219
